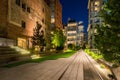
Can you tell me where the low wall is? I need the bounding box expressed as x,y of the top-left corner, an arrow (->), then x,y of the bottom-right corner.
0,38 -> 15,46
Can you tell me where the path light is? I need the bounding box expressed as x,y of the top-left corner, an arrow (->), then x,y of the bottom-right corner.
31,54 -> 40,59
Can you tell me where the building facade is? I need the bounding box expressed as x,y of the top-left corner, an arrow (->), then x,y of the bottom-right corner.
66,19 -> 84,47
77,21 -> 84,47
44,0 -> 63,30
0,0 -> 51,49
54,0 -> 63,29
87,0 -> 104,49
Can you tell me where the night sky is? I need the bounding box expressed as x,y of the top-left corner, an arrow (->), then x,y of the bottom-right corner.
60,0 -> 88,33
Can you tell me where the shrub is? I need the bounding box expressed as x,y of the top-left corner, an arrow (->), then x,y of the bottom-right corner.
85,49 -> 103,60
68,44 -> 75,50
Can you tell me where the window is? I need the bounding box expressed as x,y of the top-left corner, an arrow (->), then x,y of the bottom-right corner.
51,23 -> 55,28
94,12 -> 98,17
94,1 -> 100,6
42,8 -> 44,13
27,7 -> 31,13
90,20 -> 93,24
36,22 -> 42,29
95,19 -> 100,23
22,3 -> 26,11
42,19 -> 45,24
16,0 -> 20,6
90,25 -> 93,29
22,21 -> 26,28
94,7 -> 99,12
51,18 -> 55,23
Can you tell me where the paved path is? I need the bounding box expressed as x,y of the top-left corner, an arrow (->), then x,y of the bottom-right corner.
113,67 -> 120,80
0,50 -> 110,80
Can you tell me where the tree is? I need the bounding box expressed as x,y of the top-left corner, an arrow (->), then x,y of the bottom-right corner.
32,23 -> 46,51
52,29 -> 66,50
68,44 -> 75,50
44,24 -> 52,51
94,0 -> 120,64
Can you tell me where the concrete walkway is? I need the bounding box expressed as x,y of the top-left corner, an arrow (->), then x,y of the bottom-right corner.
113,67 -> 120,80
0,50 -> 110,80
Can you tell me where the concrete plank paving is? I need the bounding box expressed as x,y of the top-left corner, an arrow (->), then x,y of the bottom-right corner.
60,52 -> 83,80
83,52 -> 101,80
0,50 -> 109,80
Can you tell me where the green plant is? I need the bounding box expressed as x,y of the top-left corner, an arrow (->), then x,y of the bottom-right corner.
75,46 -> 81,50
94,0 -> 120,65
100,64 -> 106,68
85,49 -> 103,60
32,23 -> 46,52
68,44 -> 75,50
4,49 -> 76,68
52,29 -> 66,50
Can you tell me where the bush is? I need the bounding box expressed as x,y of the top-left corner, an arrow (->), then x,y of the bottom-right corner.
75,46 -> 81,50
68,44 -> 75,50
85,49 -> 103,60
56,46 -> 64,50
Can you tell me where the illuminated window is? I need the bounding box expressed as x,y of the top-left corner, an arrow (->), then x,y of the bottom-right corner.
68,23 -> 77,26
51,18 -> 55,23
68,31 -> 76,34
94,1 -> 100,6
16,0 -> 20,6
18,38 -> 27,49
94,7 -> 99,11
94,29 -> 97,33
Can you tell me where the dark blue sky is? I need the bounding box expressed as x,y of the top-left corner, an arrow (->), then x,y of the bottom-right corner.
60,0 -> 88,33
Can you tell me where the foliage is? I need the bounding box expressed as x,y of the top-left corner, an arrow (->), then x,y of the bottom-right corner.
68,44 -> 82,50
4,49 -> 76,68
75,46 -> 81,50
100,0 -> 120,26
44,24 -> 52,51
68,44 -> 75,50
94,0 -> 120,64
52,29 -> 66,50
100,64 -> 106,68
82,43 -> 86,50
85,49 -> 103,60
32,23 -> 46,51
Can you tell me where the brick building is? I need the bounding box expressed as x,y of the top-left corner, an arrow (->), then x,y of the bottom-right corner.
44,0 -> 63,30
0,0 -> 51,49
55,0 -> 63,29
